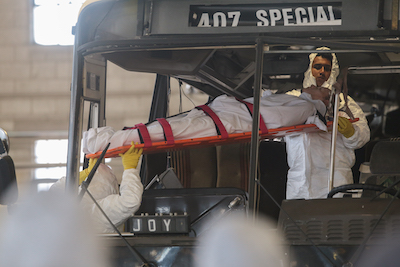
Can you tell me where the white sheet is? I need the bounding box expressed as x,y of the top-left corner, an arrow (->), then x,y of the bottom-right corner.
83,93 -> 326,154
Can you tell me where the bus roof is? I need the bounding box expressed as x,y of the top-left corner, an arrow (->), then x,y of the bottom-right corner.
74,0 -> 400,98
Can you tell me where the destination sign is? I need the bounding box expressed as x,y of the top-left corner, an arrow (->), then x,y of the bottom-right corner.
129,214 -> 190,234
189,3 -> 342,28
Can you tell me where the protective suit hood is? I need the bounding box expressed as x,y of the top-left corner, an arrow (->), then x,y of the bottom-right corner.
303,47 -> 339,90
49,163 -> 119,201
85,164 -> 119,200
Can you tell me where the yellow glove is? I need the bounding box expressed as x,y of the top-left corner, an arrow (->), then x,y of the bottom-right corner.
79,158 -> 97,184
119,142 -> 143,170
338,116 -> 355,138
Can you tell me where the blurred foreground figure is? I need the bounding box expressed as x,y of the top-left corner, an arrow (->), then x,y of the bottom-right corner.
195,214 -> 287,267
0,192 -> 110,267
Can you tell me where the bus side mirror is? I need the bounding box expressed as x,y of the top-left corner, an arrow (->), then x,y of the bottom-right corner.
0,155 -> 18,205
0,127 -> 9,157
0,128 -> 18,205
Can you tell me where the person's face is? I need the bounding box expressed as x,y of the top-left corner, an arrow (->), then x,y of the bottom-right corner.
311,56 -> 332,87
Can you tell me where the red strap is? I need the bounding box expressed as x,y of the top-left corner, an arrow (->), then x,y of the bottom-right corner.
197,105 -> 229,139
135,123 -> 152,148
236,99 -> 269,134
156,118 -> 175,145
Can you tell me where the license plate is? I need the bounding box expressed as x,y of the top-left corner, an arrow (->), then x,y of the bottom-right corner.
129,214 -> 190,234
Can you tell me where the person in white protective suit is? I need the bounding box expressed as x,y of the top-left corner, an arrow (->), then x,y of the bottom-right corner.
50,144 -> 143,233
82,88 -> 330,155
0,192 -> 111,267
285,47 -> 370,199
194,214 -> 287,267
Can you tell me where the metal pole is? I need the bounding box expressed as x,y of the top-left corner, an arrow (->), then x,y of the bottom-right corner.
66,24 -> 84,192
248,39 -> 264,214
328,92 -> 340,191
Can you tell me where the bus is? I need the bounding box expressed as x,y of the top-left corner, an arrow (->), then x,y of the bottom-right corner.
65,0 -> 400,265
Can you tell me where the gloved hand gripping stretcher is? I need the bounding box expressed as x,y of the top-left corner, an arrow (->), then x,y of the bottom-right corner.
84,91 -> 358,159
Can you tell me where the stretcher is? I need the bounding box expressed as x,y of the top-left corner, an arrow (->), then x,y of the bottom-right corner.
86,118 -> 358,158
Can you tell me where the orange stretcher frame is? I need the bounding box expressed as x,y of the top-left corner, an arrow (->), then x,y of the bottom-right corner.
86,118 -> 359,158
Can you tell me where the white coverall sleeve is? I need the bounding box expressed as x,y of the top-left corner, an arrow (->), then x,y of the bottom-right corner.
339,95 -> 370,149
92,168 -> 143,233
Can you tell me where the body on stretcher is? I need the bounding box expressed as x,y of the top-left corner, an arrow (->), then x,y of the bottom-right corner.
83,93 -> 356,158
86,119 -> 359,159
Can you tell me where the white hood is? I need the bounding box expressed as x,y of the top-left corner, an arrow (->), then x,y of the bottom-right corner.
302,47 -> 340,90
